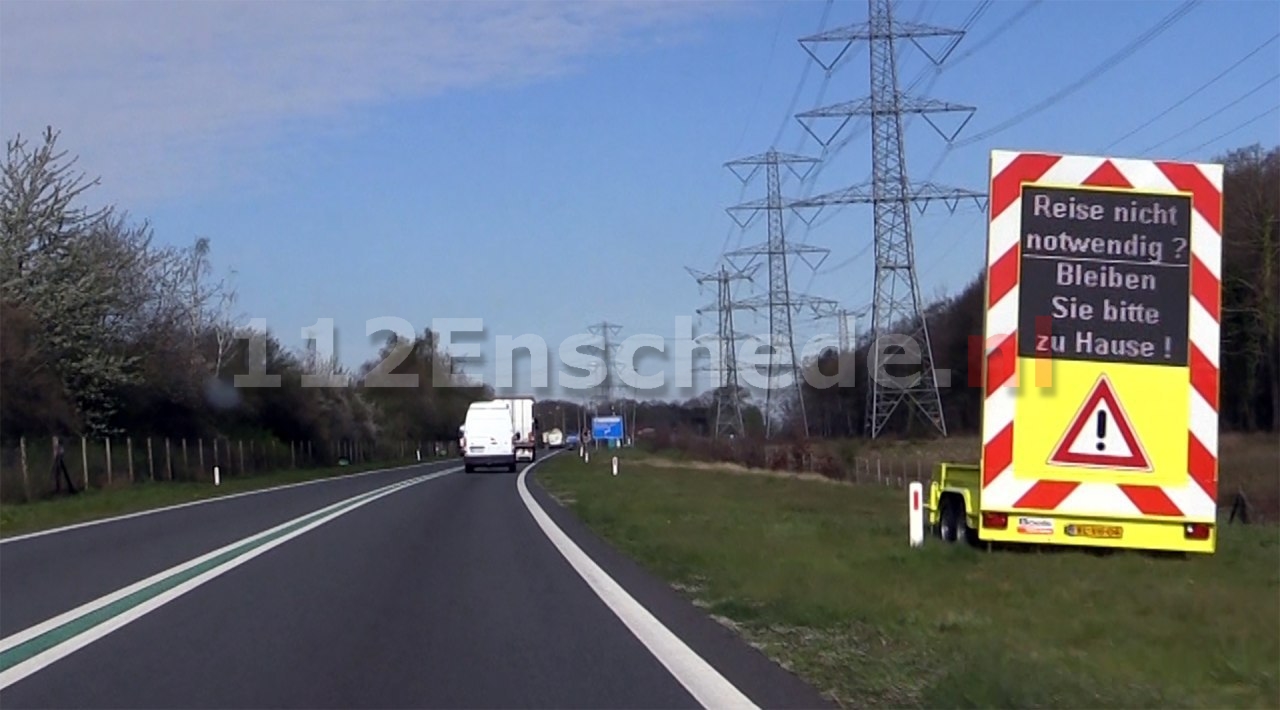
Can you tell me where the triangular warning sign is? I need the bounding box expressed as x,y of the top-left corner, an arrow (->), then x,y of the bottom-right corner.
1048,374 -> 1152,471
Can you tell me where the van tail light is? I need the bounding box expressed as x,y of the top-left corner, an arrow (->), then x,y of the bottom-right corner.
982,512 -> 1008,529
1184,523 -> 1211,540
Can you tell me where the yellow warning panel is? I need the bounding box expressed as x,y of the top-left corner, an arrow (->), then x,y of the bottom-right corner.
1012,358 -> 1189,486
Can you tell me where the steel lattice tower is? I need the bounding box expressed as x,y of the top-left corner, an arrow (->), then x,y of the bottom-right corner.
724,150 -> 839,439
686,263 -> 758,438
794,0 -> 987,439
832,306 -> 868,353
586,320 -> 623,418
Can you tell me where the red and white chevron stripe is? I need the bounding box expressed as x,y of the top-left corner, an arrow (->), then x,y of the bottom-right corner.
981,150 -> 1221,520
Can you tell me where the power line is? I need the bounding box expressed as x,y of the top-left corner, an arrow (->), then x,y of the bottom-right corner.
950,0 -> 1203,148
1174,104 -> 1280,159
1139,73 -> 1280,155
772,0 -> 839,149
917,0 -> 1204,188
727,0 -> 840,260
1101,32 -> 1280,153
942,0 -> 1039,70
796,0 -> 1015,269
793,1 -> 1007,293
734,3 -> 788,154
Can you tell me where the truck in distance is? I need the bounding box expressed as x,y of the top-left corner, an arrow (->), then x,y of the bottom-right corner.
493,397 -> 537,462
545,428 -> 564,448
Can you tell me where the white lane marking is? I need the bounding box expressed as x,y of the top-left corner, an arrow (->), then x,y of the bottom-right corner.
517,456 -> 759,710
2,459 -> 454,545
0,467 -> 459,689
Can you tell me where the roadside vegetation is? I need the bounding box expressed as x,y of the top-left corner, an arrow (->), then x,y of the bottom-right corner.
538,451 -> 1280,709
0,454 -> 453,538
1,129 -> 493,505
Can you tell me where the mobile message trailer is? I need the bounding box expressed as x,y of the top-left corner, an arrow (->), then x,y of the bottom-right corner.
929,150 -> 1222,554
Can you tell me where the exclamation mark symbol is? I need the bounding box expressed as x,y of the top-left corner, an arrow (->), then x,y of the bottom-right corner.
1096,410 -> 1107,451
1164,336 -> 1172,359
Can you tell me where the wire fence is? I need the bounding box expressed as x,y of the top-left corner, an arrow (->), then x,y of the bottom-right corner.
0,435 -> 458,505
638,432 -> 1271,525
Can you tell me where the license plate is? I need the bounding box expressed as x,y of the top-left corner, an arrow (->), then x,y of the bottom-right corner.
1064,524 -> 1123,539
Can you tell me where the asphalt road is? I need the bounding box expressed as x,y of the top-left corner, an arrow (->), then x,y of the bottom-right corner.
0,452 -> 833,709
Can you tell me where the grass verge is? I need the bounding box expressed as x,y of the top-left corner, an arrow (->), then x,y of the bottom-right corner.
0,456 -> 448,539
538,451 -> 1280,709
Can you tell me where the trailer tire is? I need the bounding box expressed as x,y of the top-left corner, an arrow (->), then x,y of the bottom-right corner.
940,497 -> 961,543
961,514 -> 979,546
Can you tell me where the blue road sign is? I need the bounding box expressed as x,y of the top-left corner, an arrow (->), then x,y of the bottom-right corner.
592,416 -> 624,441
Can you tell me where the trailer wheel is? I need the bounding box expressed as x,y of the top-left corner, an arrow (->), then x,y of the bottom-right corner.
960,512 -> 979,546
939,497 -> 961,543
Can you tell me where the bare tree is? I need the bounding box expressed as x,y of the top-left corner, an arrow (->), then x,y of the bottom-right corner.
1221,145 -> 1280,430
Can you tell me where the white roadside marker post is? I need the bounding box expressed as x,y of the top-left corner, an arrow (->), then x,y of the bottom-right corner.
909,482 -> 924,548
213,465 -> 221,487
612,456 -> 618,476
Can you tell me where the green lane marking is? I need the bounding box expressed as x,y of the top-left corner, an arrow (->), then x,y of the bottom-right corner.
0,478 -> 416,672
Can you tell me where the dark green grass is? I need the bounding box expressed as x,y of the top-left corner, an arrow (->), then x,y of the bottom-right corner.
539,453 -> 1280,709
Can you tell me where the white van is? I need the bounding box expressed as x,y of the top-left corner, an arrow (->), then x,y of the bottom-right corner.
462,401 -> 517,473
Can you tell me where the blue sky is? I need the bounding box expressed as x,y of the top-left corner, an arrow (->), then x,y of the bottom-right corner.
3,0 -> 1278,403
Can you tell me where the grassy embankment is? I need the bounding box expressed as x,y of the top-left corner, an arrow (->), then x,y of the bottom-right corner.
0,456 -> 447,538
537,447 -> 1280,709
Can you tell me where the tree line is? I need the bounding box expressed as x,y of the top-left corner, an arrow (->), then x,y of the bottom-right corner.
3,129 -> 1274,449
1,128 -> 495,448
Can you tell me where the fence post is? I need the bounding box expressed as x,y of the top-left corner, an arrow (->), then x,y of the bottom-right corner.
291,441 -> 296,468
198,439 -> 205,475
81,435 -> 89,490
182,439 -> 189,479
126,437 -> 135,482
105,438 -> 113,484
19,437 -> 30,502
239,440 -> 245,475
147,438 -> 155,481
165,438 -> 172,480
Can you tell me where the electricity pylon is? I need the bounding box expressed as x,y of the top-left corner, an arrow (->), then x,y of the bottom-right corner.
723,149 -> 840,439
793,0 -> 988,439
687,263 -> 758,438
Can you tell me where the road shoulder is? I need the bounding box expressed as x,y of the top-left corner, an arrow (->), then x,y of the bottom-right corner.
524,457 -> 837,710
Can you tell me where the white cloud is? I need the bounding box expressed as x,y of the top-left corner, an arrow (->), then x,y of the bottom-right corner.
0,0 -> 746,205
